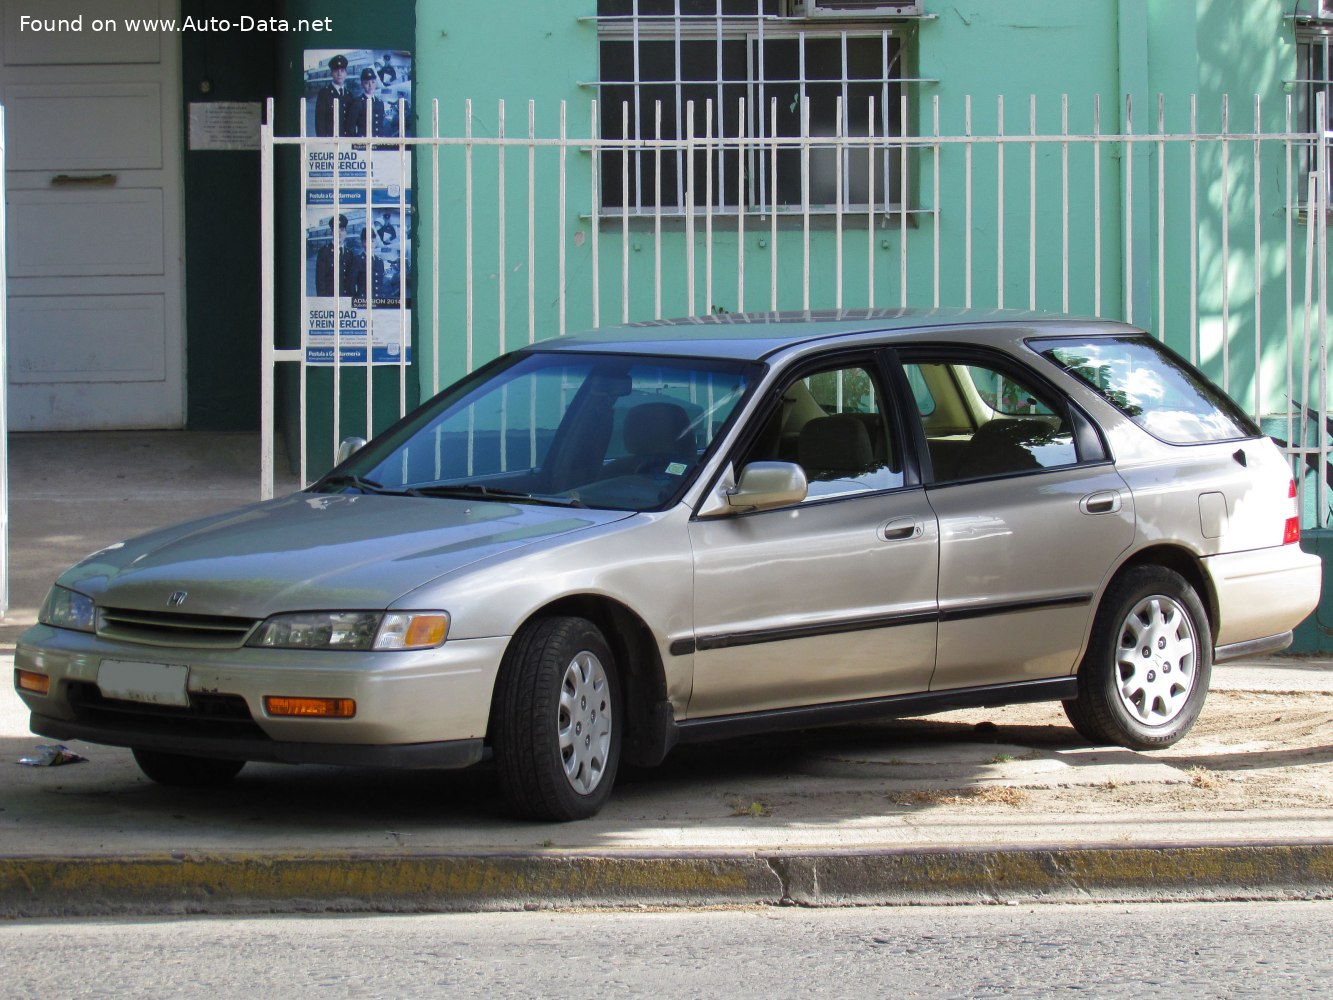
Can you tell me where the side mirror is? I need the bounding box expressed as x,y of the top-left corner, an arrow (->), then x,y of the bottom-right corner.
727,461 -> 808,512
336,436 -> 367,464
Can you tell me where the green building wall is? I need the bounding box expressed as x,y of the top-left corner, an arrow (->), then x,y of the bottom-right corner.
411,1 -> 1313,410
405,0 -> 1333,649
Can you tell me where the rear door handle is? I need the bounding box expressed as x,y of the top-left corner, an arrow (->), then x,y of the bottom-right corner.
879,516 -> 921,541
1080,490 -> 1122,515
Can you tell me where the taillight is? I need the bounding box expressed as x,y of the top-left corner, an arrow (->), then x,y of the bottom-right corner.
1285,479 -> 1301,545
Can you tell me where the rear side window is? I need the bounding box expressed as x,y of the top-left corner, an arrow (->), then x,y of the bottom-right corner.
1032,335 -> 1259,444
903,359 -> 1078,482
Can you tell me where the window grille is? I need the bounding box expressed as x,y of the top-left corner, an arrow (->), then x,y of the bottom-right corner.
1296,21 -> 1333,201
594,0 -> 912,215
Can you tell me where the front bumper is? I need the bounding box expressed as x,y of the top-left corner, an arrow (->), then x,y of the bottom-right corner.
14,624 -> 509,767
1203,543 -> 1323,647
27,711 -> 485,768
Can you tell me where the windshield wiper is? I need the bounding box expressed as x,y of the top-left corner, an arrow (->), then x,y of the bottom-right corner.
404,483 -> 586,507
316,474 -> 405,496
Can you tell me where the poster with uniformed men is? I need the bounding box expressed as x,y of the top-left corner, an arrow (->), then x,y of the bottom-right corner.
300,49 -> 413,366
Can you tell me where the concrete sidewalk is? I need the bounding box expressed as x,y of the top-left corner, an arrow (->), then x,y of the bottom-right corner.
2,432 -> 1332,916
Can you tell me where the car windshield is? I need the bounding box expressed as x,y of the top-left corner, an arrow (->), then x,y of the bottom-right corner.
319,351 -> 758,511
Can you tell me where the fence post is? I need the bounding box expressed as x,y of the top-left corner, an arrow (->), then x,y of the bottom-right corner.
1319,91 -> 1330,529
0,106 -> 8,616
260,99 -> 276,501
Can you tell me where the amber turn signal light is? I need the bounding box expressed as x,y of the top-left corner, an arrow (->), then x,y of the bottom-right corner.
403,615 -> 448,647
264,695 -> 356,718
15,669 -> 50,695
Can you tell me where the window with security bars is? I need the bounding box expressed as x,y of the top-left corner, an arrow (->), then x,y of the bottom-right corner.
596,0 -> 910,215
1297,22 -> 1333,204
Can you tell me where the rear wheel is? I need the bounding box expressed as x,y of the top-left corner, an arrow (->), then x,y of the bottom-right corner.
492,616 -> 621,822
131,747 -> 245,787
1063,566 -> 1211,750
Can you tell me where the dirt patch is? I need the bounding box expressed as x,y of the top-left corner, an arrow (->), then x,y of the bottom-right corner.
893,786 -> 1033,808
886,689 -> 1333,817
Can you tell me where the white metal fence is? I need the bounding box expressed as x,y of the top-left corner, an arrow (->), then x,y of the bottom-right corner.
260,92 -> 1333,528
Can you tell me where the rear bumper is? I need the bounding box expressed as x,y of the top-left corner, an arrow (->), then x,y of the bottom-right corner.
1204,545 -> 1323,647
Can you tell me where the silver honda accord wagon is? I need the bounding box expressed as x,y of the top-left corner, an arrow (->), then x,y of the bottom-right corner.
15,311 -> 1322,820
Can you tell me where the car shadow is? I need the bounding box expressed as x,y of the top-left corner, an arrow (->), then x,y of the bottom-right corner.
3,711 -> 1325,847
0,717 -> 1072,836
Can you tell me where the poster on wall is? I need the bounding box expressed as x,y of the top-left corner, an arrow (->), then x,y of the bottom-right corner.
301,48 -> 413,366
303,203 -> 413,365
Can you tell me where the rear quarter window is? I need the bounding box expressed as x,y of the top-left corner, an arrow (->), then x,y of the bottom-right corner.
1031,335 -> 1259,444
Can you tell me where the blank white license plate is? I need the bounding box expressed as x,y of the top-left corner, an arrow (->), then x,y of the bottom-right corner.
97,660 -> 189,707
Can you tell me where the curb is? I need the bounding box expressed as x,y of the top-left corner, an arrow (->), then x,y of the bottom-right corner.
4,842 -> 1333,917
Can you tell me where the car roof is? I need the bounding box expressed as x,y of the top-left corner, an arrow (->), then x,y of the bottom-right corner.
518,309 -> 1143,362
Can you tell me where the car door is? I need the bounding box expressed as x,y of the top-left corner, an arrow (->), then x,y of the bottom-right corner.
898,348 -> 1135,691
686,354 -> 939,718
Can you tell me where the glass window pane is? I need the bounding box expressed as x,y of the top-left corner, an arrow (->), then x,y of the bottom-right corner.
343,353 -> 755,511
967,366 -> 1057,416
905,364 -> 935,416
906,361 -> 1077,482
744,363 -> 902,500
1034,335 -> 1258,444
598,7 -> 905,212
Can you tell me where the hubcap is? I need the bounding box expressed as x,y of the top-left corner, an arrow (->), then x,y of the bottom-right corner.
558,650 -> 612,795
1115,595 -> 1198,726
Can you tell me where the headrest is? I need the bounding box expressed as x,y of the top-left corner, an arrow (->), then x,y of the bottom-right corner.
623,401 -> 691,456
798,414 -> 873,475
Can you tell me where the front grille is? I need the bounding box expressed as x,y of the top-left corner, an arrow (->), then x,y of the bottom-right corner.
66,681 -> 269,741
97,607 -> 260,649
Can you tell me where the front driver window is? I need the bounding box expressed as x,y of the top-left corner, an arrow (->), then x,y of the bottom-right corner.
743,362 -> 904,501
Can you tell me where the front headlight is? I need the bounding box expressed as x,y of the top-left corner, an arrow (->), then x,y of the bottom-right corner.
246,611 -> 449,651
38,585 -> 96,633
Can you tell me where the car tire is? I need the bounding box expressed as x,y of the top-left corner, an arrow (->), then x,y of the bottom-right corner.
492,616 -> 622,822
131,747 -> 246,787
1063,566 -> 1212,750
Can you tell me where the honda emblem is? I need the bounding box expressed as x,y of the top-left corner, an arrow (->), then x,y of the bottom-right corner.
167,590 -> 188,607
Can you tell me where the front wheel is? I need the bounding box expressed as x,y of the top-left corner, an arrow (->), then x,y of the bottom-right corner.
492,616 -> 622,822
131,747 -> 246,787
1063,567 -> 1212,750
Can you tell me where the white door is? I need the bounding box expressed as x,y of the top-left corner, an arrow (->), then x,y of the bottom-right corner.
1,0 -> 184,430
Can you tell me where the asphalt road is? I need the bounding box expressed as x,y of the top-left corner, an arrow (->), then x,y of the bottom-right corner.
2,900 -> 1330,998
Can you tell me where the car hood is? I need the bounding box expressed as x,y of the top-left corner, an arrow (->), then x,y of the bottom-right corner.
59,492 -> 634,618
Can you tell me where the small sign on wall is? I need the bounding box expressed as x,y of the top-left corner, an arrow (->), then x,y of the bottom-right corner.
188,102 -> 261,151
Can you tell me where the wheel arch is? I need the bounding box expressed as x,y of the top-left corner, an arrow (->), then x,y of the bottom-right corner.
1106,544 -> 1218,642
488,594 -> 676,768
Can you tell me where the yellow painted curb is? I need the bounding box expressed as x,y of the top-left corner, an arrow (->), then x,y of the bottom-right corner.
0,853 -> 777,916
2,843 -> 1332,917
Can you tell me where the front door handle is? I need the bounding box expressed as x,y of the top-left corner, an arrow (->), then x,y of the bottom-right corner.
1080,490 -> 1122,515
879,516 -> 921,541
